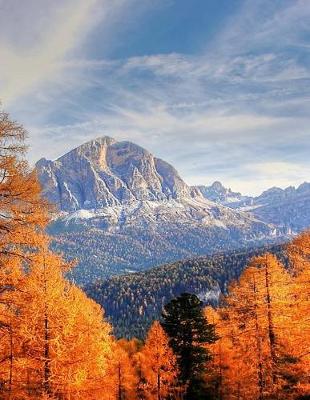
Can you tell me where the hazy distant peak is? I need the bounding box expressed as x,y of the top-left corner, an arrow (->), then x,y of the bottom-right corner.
210,181 -> 226,191
196,181 -> 244,205
297,182 -> 310,193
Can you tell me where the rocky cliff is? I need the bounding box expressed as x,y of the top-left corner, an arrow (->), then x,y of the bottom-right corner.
197,181 -> 310,232
36,137 -> 197,212
36,137 -> 281,283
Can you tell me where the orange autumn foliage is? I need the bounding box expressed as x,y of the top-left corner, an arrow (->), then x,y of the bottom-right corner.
108,340 -> 138,400
139,321 -> 178,400
0,111 -> 115,399
0,248 -> 114,400
206,243 -> 310,400
0,110 -> 51,398
0,111 -> 49,256
286,232 -> 310,395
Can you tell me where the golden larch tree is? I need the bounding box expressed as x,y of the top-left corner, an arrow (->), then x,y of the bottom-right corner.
0,109 -> 115,400
15,248 -> 113,399
139,321 -> 178,400
108,340 -> 138,400
0,110 -> 49,256
286,231 -> 310,395
208,253 -> 302,400
0,110 -> 50,399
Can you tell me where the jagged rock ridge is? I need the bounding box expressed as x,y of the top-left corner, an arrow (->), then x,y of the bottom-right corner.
196,181 -> 251,206
197,181 -> 310,232
36,137 -> 281,283
36,137 -> 197,212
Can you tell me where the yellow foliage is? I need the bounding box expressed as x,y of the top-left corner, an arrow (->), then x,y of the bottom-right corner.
206,243 -> 310,400
139,321 -> 178,400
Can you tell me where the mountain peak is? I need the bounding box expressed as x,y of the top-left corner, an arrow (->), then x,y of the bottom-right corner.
60,136 -> 116,160
196,181 -> 244,205
211,181 -> 226,190
297,182 -> 310,193
84,135 -> 116,146
36,137 -> 193,211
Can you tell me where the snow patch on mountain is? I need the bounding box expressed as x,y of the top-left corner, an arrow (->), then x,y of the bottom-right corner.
37,137 -> 274,233
36,137 -> 290,282
197,285 -> 221,303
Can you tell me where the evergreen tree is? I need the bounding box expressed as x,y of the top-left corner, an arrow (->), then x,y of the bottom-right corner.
161,293 -> 217,399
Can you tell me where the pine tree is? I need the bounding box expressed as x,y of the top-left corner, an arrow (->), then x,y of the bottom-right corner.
162,293 -> 216,399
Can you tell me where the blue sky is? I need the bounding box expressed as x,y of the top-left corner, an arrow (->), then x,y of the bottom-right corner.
0,0 -> 309,195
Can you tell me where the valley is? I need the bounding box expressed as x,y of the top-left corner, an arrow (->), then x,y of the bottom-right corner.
36,137 -> 298,284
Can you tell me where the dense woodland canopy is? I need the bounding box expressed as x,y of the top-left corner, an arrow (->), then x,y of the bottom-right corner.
0,111 -> 309,399
51,221 -> 278,284
86,245 -> 283,338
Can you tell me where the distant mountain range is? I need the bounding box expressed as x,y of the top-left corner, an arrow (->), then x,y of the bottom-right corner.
195,181 -> 250,206
196,180 -> 310,232
36,137 -> 307,284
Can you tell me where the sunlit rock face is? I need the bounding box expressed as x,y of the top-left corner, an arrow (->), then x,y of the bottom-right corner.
36,136 -> 193,212
36,136 -> 270,233
36,137 -> 282,283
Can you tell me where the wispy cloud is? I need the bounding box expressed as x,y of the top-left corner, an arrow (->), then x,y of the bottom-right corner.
231,161 -> 310,195
1,0 -> 309,195
0,0 -> 128,104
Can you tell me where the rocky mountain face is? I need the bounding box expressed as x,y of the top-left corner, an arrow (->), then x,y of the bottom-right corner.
197,181 -> 310,232
37,137 -> 196,212
36,137 -> 269,232
195,181 -> 251,206
36,137 -> 281,284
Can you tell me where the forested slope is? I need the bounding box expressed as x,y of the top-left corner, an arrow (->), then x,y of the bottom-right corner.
51,221 -> 280,284
86,244 -> 283,338
39,137 -> 282,285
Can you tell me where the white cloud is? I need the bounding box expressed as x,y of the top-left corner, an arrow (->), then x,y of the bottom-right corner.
247,161 -> 310,180
26,107 -> 286,160
0,0 -> 127,104
186,161 -> 310,197
229,162 -> 310,195
209,0 -> 310,57
1,0 -> 309,196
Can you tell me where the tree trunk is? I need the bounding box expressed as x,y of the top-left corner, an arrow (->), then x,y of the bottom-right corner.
118,363 -> 122,400
253,275 -> 264,400
42,255 -> 51,395
264,256 -> 277,384
8,327 -> 13,399
43,311 -> 51,394
157,369 -> 161,400
218,340 -> 223,400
